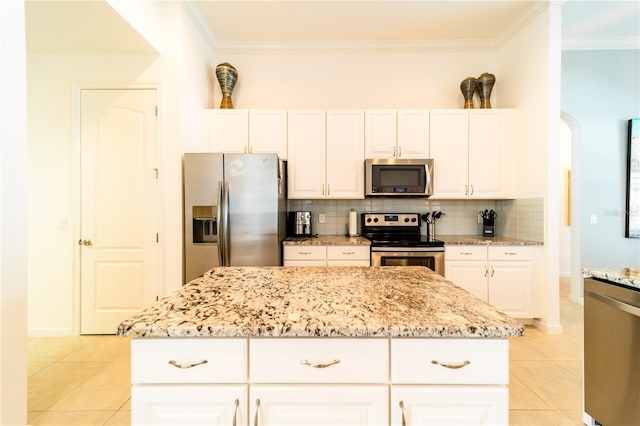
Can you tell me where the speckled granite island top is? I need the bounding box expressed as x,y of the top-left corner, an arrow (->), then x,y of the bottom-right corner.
583,267 -> 640,291
283,235 -> 371,246
117,266 -> 524,338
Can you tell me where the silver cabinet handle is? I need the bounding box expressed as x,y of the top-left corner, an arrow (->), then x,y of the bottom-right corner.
342,251 -> 355,255
399,400 -> 407,426
470,184 -> 474,195
253,398 -> 260,426
431,359 -> 471,369
327,184 -> 331,196
464,185 -> 468,195
322,184 -> 325,196
484,266 -> 488,277
393,146 -> 397,157
490,266 -> 495,277
298,251 -> 311,255
398,146 -> 402,157
300,359 -> 341,368
504,252 -> 518,256
78,239 -> 93,246
232,398 -> 239,426
460,252 -> 473,255
167,359 -> 208,369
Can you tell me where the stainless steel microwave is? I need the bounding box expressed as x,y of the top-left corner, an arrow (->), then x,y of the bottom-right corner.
365,158 -> 434,197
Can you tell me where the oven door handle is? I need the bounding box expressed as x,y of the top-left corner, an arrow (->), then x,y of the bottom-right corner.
371,247 -> 444,253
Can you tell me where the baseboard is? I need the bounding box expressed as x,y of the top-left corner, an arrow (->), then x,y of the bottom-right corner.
533,318 -> 564,334
28,327 -> 74,337
569,294 -> 584,305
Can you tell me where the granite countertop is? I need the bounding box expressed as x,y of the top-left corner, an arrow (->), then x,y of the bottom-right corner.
583,267 -> 640,291
438,235 -> 543,246
117,266 -> 524,339
283,235 -> 371,246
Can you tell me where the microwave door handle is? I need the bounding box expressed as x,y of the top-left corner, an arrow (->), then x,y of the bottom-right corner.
425,163 -> 431,194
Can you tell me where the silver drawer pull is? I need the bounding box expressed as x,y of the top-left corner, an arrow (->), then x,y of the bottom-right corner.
342,251 -> 355,255
460,252 -> 473,255
299,251 -> 311,255
504,252 -> 518,255
300,358 -> 341,368
254,398 -> 261,426
431,359 -> 471,369
168,359 -> 208,369
399,400 -> 407,426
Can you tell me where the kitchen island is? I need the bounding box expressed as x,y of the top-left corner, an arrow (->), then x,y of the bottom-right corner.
119,266 -> 523,425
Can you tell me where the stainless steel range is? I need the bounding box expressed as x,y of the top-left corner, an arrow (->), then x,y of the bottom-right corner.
361,213 -> 444,275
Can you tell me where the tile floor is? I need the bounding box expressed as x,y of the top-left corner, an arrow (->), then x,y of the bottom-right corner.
27,278 -> 583,425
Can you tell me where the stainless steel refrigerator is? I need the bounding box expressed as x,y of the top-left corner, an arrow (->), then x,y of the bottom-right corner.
183,153 -> 287,282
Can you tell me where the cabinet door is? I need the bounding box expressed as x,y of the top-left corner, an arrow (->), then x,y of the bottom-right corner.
287,110 -> 326,199
397,109 -> 430,158
468,110 -> 511,198
429,110 -> 469,198
251,385 -> 388,426
364,110 -> 397,158
391,386 -> 508,426
444,260 -> 488,302
489,260 -> 534,318
326,110 -> 365,199
249,110 -> 288,159
204,109 -> 249,153
132,384 -> 246,426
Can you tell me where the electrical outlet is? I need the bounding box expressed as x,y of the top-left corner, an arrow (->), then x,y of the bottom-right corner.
318,213 -> 326,224
590,214 -> 597,224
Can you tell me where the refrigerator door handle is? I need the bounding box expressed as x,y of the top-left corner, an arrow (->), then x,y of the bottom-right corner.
223,181 -> 231,266
217,180 -> 224,267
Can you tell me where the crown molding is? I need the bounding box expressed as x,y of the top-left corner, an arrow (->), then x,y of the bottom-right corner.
181,0 -> 218,53
563,36 -> 640,51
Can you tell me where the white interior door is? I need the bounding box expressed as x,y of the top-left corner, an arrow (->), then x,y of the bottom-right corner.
80,89 -> 159,334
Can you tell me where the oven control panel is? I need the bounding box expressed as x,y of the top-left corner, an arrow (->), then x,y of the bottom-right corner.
362,213 -> 420,227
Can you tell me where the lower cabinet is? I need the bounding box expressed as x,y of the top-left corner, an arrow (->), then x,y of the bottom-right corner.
251,385 -> 388,425
131,337 -> 509,425
283,245 -> 370,266
391,386 -> 508,426
132,384 -> 246,425
445,245 -> 539,319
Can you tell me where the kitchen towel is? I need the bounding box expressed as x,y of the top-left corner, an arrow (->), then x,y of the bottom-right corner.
348,210 -> 358,236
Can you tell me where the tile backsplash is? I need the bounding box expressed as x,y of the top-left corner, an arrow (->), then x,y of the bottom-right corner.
288,197 -> 544,242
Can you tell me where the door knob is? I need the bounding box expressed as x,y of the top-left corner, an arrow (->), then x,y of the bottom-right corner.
78,239 -> 93,246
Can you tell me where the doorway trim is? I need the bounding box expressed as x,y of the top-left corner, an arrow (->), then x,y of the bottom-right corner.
71,82 -> 165,335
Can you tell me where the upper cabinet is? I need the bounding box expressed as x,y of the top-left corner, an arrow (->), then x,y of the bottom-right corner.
202,109 -> 287,159
430,109 -> 514,199
364,110 -> 429,159
288,110 -> 365,199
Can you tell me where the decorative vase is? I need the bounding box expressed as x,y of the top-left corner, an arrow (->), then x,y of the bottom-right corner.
459,77 -> 477,109
215,62 -> 238,109
476,72 -> 495,109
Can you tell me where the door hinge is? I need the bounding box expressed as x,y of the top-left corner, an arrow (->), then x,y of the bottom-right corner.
156,233 -> 159,243
153,168 -> 158,179
156,296 -> 159,302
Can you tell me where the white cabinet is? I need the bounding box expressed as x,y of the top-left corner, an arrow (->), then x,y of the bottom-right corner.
131,338 -> 248,426
131,337 -> 510,425
365,110 -> 429,159
203,109 -> 287,158
251,385 -> 389,425
430,109 -> 514,199
445,245 -> 536,318
249,109 -> 288,159
132,384 -> 246,426
283,245 -> 370,266
391,386 -> 508,426
390,339 -> 508,426
288,110 -> 365,199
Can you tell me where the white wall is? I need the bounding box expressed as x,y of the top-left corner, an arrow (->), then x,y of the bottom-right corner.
496,3 -> 562,332
26,2 -> 215,335
1,0 -> 28,422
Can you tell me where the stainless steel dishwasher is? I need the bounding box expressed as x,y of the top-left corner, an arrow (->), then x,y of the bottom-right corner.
584,277 -> 640,426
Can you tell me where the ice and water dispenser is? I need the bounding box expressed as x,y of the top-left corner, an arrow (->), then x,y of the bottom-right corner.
191,205 -> 217,244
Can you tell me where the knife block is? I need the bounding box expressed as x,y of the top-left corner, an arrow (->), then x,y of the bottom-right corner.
482,218 -> 495,237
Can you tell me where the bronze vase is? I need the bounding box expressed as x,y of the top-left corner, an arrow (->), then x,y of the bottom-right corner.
476,72 -> 495,109
215,62 -> 238,109
460,77 -> 478,109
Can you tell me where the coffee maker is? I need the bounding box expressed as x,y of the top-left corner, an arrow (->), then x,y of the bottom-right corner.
288,211 -> 312,236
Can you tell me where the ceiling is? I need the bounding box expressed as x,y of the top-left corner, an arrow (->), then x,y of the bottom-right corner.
24,0 -> 640,53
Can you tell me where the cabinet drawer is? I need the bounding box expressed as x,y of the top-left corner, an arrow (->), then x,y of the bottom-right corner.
283,246 -> 326,260
488,246 -> 532,260
326,245 -> 370,260
250,338 -> 388,383
391,339 -> 508,385
131,338 -> 247,384
445,246 -> 487,260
